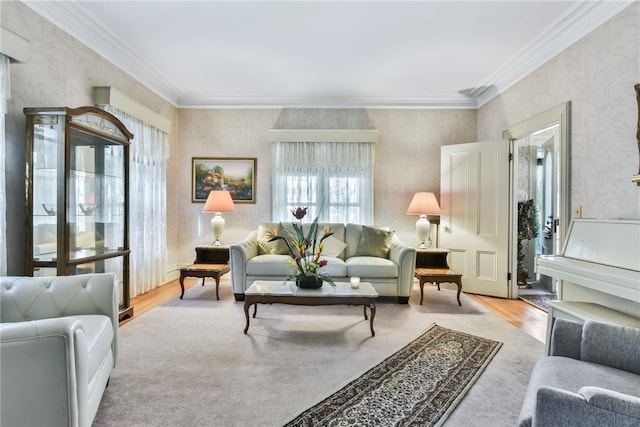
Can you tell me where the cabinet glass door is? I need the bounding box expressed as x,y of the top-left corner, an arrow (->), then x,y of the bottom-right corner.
32,119 -> 60,262
68,128 -> 125,261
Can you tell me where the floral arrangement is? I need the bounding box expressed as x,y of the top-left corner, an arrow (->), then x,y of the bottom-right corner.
268,206 -> 335,287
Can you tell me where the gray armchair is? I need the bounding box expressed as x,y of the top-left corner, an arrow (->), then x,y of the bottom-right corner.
518,318 -> 640,427
1,274 -> 119,427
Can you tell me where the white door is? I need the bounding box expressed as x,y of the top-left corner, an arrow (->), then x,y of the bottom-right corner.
440,141 -> 510,298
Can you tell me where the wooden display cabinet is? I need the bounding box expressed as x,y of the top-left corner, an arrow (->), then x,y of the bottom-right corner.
24,106 -> 134,321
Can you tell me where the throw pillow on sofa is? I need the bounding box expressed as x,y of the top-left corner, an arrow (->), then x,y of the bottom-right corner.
272,222 -> 297,255
355,225 -> 394,258
257,224 -> 279,254
321,235 -> 348,257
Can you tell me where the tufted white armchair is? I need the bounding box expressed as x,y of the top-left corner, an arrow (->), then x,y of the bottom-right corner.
0,274 -> 119,427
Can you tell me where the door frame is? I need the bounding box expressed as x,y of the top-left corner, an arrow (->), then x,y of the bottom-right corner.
503,102 -> 571,298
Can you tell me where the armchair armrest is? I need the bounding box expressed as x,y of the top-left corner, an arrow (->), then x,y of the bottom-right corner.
230,231 -> 259,295
580,386 -> 640,419
1,273 -> 118,365
1,318 -> 88,427
534,386 -> 640,427
388,238 -> 417,298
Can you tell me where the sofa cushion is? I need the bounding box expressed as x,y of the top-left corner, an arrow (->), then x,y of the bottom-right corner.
67,314 -> 113,381
581,321 -> 640,375
517,356 -> 640,427
319,257 -> 347,277
246,255 -> 347,278
346,256 -> 398,278
354,225 -> 394,258
247,254 -> 295,276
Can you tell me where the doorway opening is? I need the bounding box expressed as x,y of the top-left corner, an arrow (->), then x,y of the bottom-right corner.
504,103 -> 571,305
513,125 -> 559,309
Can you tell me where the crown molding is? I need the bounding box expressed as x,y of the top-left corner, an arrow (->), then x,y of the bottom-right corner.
23,0 -> 635,109
22,0 -> 182,106
475,0 -> 635,107
177,93 -> 479,109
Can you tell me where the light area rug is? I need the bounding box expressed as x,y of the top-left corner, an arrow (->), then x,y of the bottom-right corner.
93,281 -> 544,427
283,324 -> 502,427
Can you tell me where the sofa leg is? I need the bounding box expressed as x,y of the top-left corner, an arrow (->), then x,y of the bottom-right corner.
397,297 -> 409,304
234,293 -> 246,302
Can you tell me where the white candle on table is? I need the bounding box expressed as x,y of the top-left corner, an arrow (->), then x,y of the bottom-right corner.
350,276 -> 360,289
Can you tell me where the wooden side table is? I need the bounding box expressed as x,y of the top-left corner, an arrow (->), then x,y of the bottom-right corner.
415,268 -> 463,306
414,248 -> 463,306
179,246 -> 230,300
179,263 -> 230,300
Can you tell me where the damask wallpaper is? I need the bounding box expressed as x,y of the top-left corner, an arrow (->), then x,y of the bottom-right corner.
3,1 -> 638,276
478,2 -> 640,220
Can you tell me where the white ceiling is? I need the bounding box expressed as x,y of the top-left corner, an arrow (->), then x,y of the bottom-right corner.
24,1 -> 632,108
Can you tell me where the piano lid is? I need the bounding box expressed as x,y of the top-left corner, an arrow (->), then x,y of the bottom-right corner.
536,219 -> 640,305
561,219 -> 640,272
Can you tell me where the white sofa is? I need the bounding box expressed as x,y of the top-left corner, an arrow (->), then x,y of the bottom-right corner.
0,273 -> 119,427
230,223 -> 416,303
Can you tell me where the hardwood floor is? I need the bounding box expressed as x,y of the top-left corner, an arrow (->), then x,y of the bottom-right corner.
125,277 -> 548,343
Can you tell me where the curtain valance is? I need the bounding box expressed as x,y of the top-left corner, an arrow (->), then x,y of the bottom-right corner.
268,129 -> 378,144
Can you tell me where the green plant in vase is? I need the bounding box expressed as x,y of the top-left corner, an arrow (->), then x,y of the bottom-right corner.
268,206 -> 336,288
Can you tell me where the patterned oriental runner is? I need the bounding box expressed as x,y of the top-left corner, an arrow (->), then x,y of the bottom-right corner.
283,324 -> 502,427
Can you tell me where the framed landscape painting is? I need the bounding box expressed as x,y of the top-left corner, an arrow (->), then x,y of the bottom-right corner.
192,157 -> 257,203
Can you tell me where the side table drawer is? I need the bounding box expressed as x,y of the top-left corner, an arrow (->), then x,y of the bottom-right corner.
415,249 -> 450,269
195,246 -> 230,264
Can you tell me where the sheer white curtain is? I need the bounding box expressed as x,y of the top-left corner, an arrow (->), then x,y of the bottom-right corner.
0,54 -> 10,275
272,141 -> 374,224
101,105 -> 169,297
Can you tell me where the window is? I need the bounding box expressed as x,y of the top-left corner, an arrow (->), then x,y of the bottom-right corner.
271,130 -> 377,224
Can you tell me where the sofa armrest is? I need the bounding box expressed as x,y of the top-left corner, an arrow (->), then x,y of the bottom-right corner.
388,239 -> 417,298
549,318 -> 583,359
1,318 -> 88,427
229,231 -> 259,295
533,386 -> 640,427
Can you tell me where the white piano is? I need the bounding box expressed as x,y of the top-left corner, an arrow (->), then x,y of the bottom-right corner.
535,219 -> 640,353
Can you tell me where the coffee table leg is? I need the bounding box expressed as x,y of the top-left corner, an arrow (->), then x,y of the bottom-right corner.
243,300 -> 251,334
369,302 -> 376,337
420,279 -> 425,305
363,305 -> 368,320
456,279 -> 462,306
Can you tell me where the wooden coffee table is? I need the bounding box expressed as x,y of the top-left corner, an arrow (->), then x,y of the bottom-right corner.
179,263 -> 230,300
243,281 -> 378,336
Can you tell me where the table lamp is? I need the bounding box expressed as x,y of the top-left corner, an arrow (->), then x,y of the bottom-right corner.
406,192 -> 441,248
203,190 -> 236,245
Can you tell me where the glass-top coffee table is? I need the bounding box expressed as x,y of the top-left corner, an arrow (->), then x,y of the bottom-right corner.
243,281 -> 379,336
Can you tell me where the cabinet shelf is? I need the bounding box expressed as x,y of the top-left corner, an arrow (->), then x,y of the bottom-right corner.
25,106 -> 134,322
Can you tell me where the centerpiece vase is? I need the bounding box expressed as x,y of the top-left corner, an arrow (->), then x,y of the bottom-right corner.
296,276 -> 323,289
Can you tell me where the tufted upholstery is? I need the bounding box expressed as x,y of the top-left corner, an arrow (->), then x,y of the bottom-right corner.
1,274 -> 118,427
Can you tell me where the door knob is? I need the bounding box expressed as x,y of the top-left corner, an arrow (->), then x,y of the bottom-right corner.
443,225 -> 450,233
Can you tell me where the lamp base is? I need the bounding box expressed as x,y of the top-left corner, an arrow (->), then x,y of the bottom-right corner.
211,213 -> 225,246
416,215 -> 431,249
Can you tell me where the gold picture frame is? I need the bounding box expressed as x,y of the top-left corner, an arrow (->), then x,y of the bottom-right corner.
192,157 -> 257,203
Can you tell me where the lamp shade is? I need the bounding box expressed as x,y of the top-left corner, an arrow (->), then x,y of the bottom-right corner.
406,192 -> 441,216
202,190 -> 236,213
